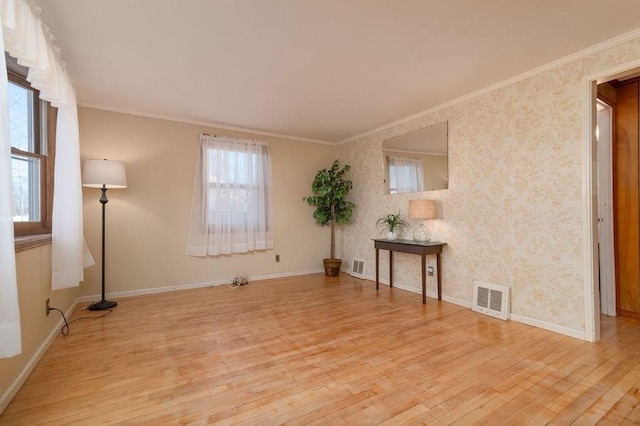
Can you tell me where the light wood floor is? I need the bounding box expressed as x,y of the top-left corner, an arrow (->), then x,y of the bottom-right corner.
2,274 -> 640,425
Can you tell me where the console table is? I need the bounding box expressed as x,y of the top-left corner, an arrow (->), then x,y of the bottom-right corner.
373,239 -> 445,304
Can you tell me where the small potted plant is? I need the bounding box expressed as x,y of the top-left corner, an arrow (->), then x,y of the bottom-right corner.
376,212 -> 408,241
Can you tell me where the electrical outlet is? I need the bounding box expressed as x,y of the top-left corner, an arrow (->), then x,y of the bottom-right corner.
427,266 -> 435,277
46,298 -> 50,316
275,254 -> 280,262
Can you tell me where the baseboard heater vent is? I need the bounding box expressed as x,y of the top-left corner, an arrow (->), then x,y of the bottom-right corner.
350,258 -> 366,279
472,281 -> 510,320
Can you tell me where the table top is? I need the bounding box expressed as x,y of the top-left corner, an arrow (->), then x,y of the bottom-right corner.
373,239 -> 446,247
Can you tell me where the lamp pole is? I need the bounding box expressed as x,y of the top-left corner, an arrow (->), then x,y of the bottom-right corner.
83,159 -> 126,311
88,184 -> 117,311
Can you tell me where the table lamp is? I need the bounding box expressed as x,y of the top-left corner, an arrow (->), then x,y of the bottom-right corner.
408,199 -> 437,242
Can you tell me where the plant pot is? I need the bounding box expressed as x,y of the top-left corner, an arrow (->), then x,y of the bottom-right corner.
386,231 -> 397,241
323,258 -> 342,277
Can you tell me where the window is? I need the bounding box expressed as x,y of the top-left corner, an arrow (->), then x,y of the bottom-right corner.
8,65 -> 57,236
204,144 -> 269,231
388,156 -> 425,194
186,134 -> 274,256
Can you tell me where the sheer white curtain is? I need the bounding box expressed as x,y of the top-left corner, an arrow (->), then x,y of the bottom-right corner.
0,24 -> 20,359
187,134 -> 274,256
0,0 -> 83,358
388,156 -> 425,194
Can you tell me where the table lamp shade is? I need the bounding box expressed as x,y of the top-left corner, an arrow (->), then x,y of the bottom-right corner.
408,199 -> 437,220
83,159 -> 127,188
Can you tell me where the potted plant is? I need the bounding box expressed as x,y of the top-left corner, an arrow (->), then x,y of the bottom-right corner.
376,212 -> 408,241
304,160 -> 355,276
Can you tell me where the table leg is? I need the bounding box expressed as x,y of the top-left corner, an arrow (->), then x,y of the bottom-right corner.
375,248 -> 380,290
421,254 -> 427,304
389,251 -> 393,288
436,252 -> 442,301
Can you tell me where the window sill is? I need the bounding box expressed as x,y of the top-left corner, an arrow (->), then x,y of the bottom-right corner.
15,234 -> 52,253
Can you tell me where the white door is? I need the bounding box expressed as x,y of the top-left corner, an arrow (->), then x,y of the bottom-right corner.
596,100 -> 616,316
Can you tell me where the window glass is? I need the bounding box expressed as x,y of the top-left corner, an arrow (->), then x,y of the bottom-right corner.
11,152 -> 41,222
8,81 -> 34,152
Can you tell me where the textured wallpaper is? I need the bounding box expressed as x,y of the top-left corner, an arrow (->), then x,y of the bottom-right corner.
338,36 -> 640,333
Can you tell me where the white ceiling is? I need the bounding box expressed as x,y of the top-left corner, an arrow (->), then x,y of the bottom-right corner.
34,0 -> 640,143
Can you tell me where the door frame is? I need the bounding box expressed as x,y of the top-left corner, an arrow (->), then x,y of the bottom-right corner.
584,58 -> 640,342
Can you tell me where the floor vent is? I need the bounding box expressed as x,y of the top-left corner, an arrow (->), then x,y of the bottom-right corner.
350,258 -> 366,279
472,281 -> 510,320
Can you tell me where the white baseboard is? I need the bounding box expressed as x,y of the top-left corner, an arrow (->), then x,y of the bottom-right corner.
510,313 -> 586,340
248,268 -> 325,282
370,275 -> 584,340
78,268 -> 325,303
0,299 -> 79,414
370,276 -> 471,308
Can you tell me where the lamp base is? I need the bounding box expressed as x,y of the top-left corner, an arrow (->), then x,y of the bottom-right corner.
87,300 -> 118,311
413,223 -> 431,242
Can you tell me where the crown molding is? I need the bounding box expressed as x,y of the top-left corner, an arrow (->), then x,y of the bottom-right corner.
78,102 -> 335,146
340,27 -> 640,144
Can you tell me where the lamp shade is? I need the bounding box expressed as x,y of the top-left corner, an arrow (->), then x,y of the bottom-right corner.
408,199 -> 437,220
82,159 -> 127,189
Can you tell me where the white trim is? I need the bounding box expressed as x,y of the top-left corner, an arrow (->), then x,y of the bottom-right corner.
340,28 -> 640,144
78,269 -> 325,303
375,276 -> 586,339
510,313 -> 586,341
372,277 -> 471,308
439,294 -> 472,309
593,58 -> 640,84
0,300 -> 79,414
583,79 -> 600,343
79,102 -> 334,146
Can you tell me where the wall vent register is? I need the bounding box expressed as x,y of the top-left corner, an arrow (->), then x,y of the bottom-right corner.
472,281 -> 510,320
350,258 -> 366,279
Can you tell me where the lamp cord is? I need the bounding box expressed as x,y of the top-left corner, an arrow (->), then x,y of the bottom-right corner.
48,307 -> 113,336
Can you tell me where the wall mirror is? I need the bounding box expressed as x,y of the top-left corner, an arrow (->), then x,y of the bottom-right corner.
382,121 -> 448,194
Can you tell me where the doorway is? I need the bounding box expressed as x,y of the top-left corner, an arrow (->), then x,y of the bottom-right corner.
584,61 -> 640,342
596,69 -> 640,321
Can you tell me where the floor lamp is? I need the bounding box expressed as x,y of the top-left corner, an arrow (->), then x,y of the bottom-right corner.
83,159 -> 127,311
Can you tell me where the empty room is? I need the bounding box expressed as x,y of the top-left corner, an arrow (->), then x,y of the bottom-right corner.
3,1 -> 640,424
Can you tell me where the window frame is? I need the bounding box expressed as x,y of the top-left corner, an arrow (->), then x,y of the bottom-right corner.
8,69 -> 57,237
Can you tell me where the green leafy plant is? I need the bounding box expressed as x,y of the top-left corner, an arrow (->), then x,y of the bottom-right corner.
376,212 -> 408,236
304,160 -> 355,261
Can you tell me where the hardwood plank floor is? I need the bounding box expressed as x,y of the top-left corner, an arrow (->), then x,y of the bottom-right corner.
2,273 -> 640,425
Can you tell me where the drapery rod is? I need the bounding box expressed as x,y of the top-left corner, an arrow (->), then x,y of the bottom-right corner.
388,155 -> 421,161
200,133 -> 270,146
